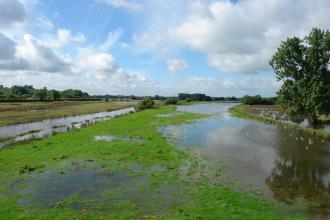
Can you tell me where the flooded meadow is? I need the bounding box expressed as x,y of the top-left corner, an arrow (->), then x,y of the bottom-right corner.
161,103 -> 330,217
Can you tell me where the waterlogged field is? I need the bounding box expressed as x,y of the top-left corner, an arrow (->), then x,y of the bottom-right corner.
0,101 -> 137,126
0,105 -> 307,219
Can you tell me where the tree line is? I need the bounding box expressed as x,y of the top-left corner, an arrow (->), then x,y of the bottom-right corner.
240,95 -> 276,105
0,85 -> 90,101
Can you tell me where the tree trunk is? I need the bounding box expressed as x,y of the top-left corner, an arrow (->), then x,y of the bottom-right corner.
308,113 -> 319,128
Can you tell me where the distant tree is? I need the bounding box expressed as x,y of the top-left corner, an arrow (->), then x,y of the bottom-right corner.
269,28 -> 330,126
129,95 -> 136,100
154,95 -> 160,100
137,97 -> 154,110
33,87 -> 48,101
241,95 -> 262,105
48,90 -> 61,100
164,97 -> 178,105
178,93 -> 191,100
11,85 -> 30,98
61,89 -> 89,99
241,95 -> 276,105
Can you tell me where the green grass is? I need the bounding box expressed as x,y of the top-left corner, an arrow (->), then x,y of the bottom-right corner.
0,106 -> 305,219
0,101 -> 137,126
230,104 -> 330,140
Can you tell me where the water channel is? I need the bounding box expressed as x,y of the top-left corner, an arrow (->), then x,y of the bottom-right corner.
0,107 -> 135,148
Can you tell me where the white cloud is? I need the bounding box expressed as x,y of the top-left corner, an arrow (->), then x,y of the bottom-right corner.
157,76 -> 281,97
57,28 -> 85,44
95,0 -> 142,10
16,34 -> 71,72
77,53 -> 118,74
99,29 -> 123,51
137,0 -> 330,74
167,58 -> 188,73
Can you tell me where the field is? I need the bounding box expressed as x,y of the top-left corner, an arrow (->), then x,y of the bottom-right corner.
0,101 -> 137,126
0,105 -> 302,219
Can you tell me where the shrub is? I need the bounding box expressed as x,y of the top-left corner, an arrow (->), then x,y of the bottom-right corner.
137,97 -> 154,110
164,97 -> 178,105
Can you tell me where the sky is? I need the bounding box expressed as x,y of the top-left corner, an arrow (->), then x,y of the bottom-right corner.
0,0 -> 329,97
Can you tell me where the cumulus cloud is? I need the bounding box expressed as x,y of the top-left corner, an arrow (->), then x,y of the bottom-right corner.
167,58 -> 188,73
0,33 -> 28,70
157,76 -> 281,97
15,34 -> 71,72
0,33 -> 16,59
0,0 -> 26,28
135,0 -> 330,74
95,0 -> 142,10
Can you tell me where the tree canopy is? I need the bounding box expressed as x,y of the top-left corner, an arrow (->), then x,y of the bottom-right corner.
269,28 -> 330,125
0,85 -> 90,101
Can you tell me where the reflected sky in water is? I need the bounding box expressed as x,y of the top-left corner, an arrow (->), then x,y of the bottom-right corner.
162,103 -> 330,216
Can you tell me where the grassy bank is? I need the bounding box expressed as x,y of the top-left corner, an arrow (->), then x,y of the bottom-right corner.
0,106 -> 303,219
230,104 -> 330,140
0,101 -> 137,126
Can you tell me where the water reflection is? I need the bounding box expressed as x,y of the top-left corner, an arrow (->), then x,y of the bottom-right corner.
0,107 -> 135,148
162,103 -> 330,215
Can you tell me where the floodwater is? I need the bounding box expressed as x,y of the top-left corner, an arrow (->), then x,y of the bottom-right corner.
9,164 -> 184,215
94,135 -> 144,143
162,103 -> 330,217
0,107 -> 135,148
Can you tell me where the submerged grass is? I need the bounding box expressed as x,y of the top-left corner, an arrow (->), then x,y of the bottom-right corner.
230,104 -> 330,140
0,106 -> 305,219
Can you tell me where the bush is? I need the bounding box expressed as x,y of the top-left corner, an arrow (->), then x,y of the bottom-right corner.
164,97 -> 178,105
137,97 -> 154,110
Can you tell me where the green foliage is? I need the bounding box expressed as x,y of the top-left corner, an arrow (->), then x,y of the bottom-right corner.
241,95 -> 276,105
178,93 -> 212,101
164,97 -> 178,105
61,89 -> 89,99
47,90 -> 61,101
0,85 -> 91,101
137,97 -> 154,110
33,87 -> 48,101
269,28 -> 330,125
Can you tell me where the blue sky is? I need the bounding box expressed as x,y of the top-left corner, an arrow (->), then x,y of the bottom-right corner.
0,0 -> 329,96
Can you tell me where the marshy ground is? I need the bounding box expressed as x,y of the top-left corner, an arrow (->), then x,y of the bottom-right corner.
0,101 -> 137,126
0,104 -> 328,219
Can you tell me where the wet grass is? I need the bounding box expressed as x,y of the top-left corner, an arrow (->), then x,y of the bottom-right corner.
0,106 -> 305,219
0,101 -> 137,126
230,104 -> 330,140
0,136 -> 12,142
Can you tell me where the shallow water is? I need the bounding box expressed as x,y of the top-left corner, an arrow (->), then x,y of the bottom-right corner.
162,103 -> 330,216
94,135 -> 143,143
0,107 -> 135,148
10,164 -> 184,214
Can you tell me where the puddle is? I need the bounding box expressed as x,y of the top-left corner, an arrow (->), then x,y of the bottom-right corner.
156,113 -> 183,118
0,107 -> 135,148
162,103 -> 330,217
9,165 -> 185,215
94,135 -> 143,143
157,114 -> 178,118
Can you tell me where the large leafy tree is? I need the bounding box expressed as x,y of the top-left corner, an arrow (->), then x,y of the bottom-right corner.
269,28 -> 330,126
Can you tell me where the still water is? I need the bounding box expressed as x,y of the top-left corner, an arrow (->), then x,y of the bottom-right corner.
161,103 -> 330,216
0,107 -> 135,148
